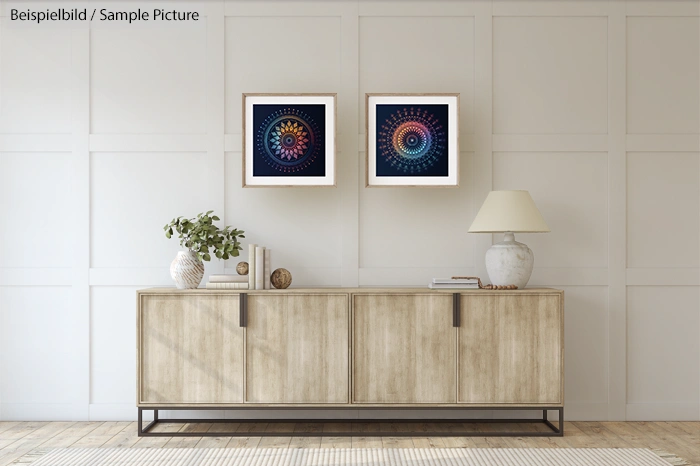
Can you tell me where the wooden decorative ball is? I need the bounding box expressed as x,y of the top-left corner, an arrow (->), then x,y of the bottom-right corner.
236,261 -> 249,275
270,268 -> 292,289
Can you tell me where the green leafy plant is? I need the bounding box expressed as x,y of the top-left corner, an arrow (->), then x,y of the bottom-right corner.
164,211 -> 245,262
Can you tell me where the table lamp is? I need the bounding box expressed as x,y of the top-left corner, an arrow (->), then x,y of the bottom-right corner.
468,190 -> 550,289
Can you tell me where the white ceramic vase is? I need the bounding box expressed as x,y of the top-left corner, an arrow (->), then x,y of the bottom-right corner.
484,232 -> 535,289
170,250 -> 204,289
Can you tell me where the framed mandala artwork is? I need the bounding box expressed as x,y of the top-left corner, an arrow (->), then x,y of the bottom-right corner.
243,94 -> 336,187
366,93 -> 459,187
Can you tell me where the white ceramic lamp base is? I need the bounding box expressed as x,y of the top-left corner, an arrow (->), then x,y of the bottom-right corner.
485,232 -> 534,289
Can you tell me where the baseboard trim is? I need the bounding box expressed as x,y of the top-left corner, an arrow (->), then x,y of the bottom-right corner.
1,403 -> 86,421
626,402 -> 700,421
89,403 -> 140,421
564,402 -> 609,421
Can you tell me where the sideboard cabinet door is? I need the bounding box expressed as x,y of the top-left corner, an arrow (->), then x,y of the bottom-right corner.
352,294 -> 456,404
138,294 -> 243,404
458,293 -> 563,404
245,294 -> 350,403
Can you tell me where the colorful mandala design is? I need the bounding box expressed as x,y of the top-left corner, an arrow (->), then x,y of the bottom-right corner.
378,107 -> 446,174
256,108 -> 321,173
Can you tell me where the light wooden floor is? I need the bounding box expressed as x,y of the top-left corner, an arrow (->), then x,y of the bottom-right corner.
0,421 -> 697,465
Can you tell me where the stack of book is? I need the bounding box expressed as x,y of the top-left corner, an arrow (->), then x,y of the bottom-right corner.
428,278 -> 480,289
205,274 -> 249,289
248,244 -> 272,290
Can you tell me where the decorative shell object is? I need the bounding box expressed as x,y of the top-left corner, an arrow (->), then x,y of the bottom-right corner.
170,250 -> 205,289
270,268 -> 292,289
236,261 -> 249,275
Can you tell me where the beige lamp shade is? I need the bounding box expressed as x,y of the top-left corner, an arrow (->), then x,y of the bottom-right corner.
469,190 -> 550,233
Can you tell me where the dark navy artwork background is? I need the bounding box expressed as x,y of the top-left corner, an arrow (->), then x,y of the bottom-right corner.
375,104 -> 449,177
253,104 -> 326,177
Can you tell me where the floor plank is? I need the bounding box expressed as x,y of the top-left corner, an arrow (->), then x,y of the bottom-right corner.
224,423 -> 266,449
351,436 -> 382,448
0,422 -> 75,466
40,422 -> 103,448
101,422 -> 140,448
70,422 -> 130,448
130,423 -> 181,449
289,423 -> 322,449
320,423 -> 352,448
195,424 -> 241,448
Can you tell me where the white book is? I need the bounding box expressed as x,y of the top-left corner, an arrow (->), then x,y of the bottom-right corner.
428,283 -> 480,289
432,278 -> 479,284
248,244 -> 257,290
264,249 -> 271,290
255,246 -> 265,290
209,274 -> 248,283
206,282 -> 249,289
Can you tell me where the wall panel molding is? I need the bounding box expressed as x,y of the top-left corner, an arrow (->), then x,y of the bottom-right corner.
70,26 -> 91,421
206,0 -> 226,280
626,134 -> 700,152
225,1 -> 347,16
529,267 -> 609,286
607,0 -> 628,421
626,0 -> 700,17
89,134 -> 207,152
473,0 -> 493,281
493,0 -> 611,17
0,270 -> 73,287
338,2 -> 360,287
627,268 -> 700,286
358,1 -> 479,16
0,135 -> 71,152
492,134 -> 608,152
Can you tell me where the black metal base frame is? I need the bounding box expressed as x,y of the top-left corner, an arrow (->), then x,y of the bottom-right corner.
138,406 -> 563,437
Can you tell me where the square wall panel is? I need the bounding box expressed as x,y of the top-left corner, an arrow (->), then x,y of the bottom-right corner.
91,152 -> 215,268
224,152 -> 342,269
493,17 -> 607,134
90,24 -> 207,134
91,287 -> 138,404
560,286 -> 608,404
360,153 -> 474,268
225,17 -> 341,134
0,28 -> 71,133
0,287 -> 78,404
493,152 -> 608,268
627,17 -> 700,134
359,16 -> 474,134
0,153 -> 73,268
627,286 -> 700,404
627,152 -> 699,268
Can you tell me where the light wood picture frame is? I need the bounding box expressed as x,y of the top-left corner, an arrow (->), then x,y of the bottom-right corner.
365,93 -> 460,187
243,93 -> 337,187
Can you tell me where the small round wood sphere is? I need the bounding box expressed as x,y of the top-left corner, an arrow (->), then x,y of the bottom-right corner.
236,261 -> 249,275
270,268 -> 292,289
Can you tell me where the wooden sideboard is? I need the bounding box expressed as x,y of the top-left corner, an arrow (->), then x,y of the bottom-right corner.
136,288 -> 564,437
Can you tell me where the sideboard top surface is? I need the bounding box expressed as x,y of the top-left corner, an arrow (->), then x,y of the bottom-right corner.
137,287 -> 563,295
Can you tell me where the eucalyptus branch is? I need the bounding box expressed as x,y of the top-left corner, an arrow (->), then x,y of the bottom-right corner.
164,211 -> 245,262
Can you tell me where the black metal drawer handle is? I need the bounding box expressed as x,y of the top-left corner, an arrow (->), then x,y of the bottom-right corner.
453,293 -> 460,327
240,293 -> 247,327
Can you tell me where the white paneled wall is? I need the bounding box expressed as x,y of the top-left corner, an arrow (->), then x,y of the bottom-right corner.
0,0 -> 698,422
